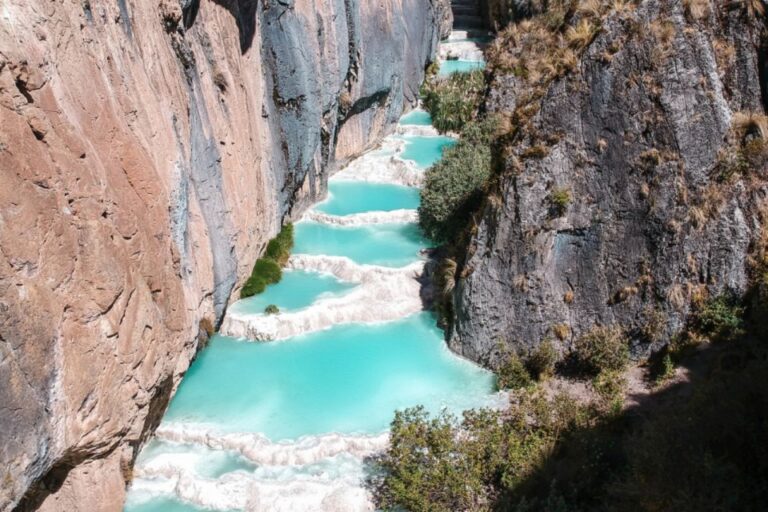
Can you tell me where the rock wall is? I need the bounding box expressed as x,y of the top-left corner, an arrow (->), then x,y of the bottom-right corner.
449,0 -> 768,366
0,0 -> 445,510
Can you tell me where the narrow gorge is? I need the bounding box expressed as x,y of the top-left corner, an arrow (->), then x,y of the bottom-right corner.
2,0 -> 768,511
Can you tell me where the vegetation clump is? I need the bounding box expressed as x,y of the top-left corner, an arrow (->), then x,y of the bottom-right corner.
573,325 -> 629,376
550,188 -> 571,216
264,304 -> 280,315
370,391 -> 593,512
692,293 -> 745,342
241,224 -> 294,298
422,69 -> 486,133
418,118 -> 497,243
372,327 -> 768,512
497,350 -> 533,390
526,339 -> 558,380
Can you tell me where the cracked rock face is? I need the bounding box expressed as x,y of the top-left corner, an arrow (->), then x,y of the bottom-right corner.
0,0 -> 445,510
449,0 -> 768,367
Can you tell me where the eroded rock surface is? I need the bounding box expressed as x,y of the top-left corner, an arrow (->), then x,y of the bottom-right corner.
449,1 -> 768,366
0,0 -> 445,509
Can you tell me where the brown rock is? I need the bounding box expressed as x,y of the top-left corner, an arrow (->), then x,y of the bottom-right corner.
0,0 -> 444,509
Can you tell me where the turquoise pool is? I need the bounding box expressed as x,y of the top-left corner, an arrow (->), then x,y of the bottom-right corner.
161,313 -> 494,440
315,181 -> 420,216
399,135 -> 455,168
228,270 -> 355,315
439,59 -> 485,76
292,221 -> 428,267
124,88 -> 497,512
399,110 -> 433,126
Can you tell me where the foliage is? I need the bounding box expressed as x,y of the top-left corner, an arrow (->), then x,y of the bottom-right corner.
550,188 -> 571,216
264,223 -> 294,265
418,119 -> 496,243
573,325 -> 629,376
264,304 -> 280,315
526,339 -> 558,380
591,369 -> 626,413
692,293 -> 745,342
371,391 -> 592,512
422,70 -> 486,133
497,351 -> 533,390
373,334 -> 768,512
241,224 -> 294,298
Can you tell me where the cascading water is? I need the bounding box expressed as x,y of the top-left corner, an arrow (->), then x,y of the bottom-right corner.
125,37 -> 490,512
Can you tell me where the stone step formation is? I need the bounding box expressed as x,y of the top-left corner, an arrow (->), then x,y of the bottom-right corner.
451,0 -> 485,31
122,99 -> 500,512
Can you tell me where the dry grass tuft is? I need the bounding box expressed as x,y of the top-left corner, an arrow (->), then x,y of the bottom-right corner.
683,0 -> 711,21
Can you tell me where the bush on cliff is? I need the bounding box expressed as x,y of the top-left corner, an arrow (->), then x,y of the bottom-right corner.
573,325 -> 629,376
418,119 -> 496,243
497,351 -> 533,390
241,223 -> 294,298
369,392 -> 591,512
423,69 -> 485,133
692,293 -> 745,342
265,222 -> 294,265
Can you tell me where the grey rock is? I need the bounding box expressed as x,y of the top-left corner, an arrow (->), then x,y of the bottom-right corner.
449,1 -> 768,367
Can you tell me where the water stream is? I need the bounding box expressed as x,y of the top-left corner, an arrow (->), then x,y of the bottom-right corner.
125,39 -> 490,512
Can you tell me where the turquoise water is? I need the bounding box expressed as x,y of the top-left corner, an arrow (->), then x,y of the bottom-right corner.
125,498 -> 233,512
228,270 -> 355,315
399,110 -> 433,126
125,99 -> 496,512
162,313 -> 494,440
439,59 -> 485,76
315,181 -> 420,215
399,135 -> 455,168
293,221 -> 428,267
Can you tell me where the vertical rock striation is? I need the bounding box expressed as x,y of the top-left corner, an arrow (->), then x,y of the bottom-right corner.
449,1 -> 768,366
0,0 -> 446,510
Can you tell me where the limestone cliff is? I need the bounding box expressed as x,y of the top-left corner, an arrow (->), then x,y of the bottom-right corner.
0,0 -> 445,510
449,0 -> 768,366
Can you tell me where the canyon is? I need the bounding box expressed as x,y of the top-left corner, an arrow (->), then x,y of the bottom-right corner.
2,0 -> 767,510
0,0 -> 448,509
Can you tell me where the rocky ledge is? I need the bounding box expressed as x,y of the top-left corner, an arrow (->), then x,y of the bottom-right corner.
449,0 -> 768,366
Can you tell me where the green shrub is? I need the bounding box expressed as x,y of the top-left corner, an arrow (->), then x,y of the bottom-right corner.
264,304 -> 280,315
253,258 -> 281,283
371,407 -> 484,512
241,224 -> 294,298
264,223 -> 294,265
241,275 -> 267,297
550,188 -> 571,216
573,325 -> 629,376
592,369 -> 626,413
693,293 -> 745,342
423,70 -> 486,133
418,119 -> 496,243
497,351 -> 533,390
527,340 -> 559,380
371,391 -> 591,512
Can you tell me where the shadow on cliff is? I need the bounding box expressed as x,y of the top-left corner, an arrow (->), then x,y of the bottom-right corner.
183,0 -> 259,54
498,331 -> 768,511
